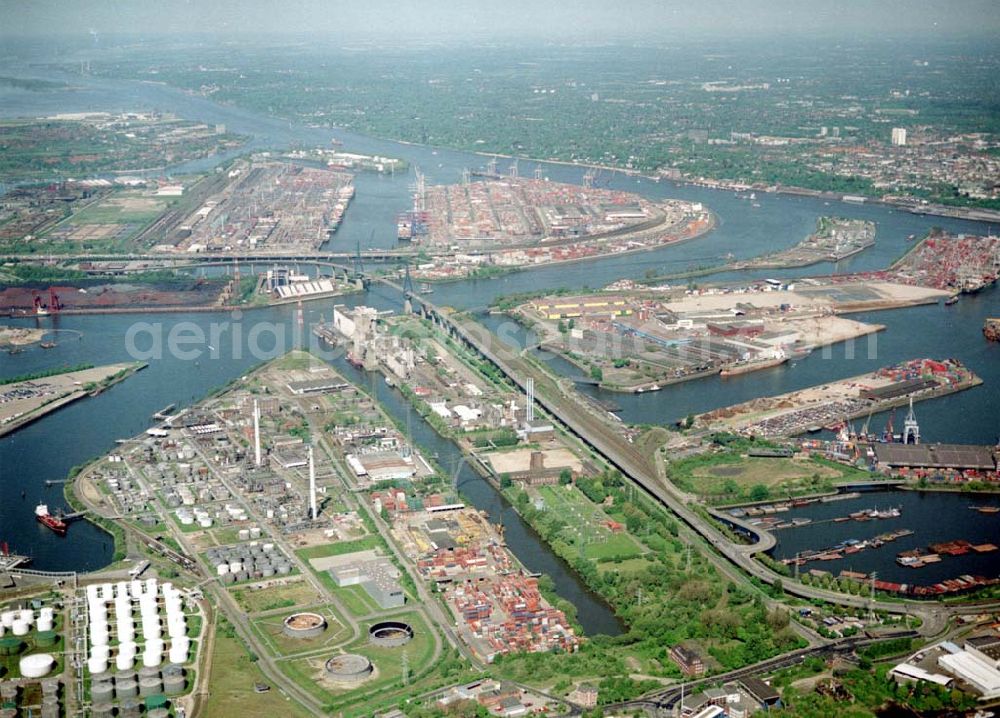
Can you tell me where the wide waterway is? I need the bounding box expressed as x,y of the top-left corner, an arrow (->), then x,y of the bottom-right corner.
1,62 -> 998,623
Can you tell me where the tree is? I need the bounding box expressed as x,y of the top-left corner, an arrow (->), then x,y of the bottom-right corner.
590,365 -> 604,382
749,484 -> 770,501
559,468 -> 573,485
500,473 -> 513,489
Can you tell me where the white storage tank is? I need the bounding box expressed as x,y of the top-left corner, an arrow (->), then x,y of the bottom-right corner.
168,637 -> 189,664
0,611 -> 15,628
21,653 -> 55,678
87,655 -> 109,675
142,649 -> 162,668
115,651 -> 135,672
118,641 -> 137,660
91,645 -> 110,662
12,620 -> 30,636
18,609 -> 33,624
36,615 -> 54,632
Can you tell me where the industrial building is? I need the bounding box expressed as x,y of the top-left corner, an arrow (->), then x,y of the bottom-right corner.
330,559 -> 405,610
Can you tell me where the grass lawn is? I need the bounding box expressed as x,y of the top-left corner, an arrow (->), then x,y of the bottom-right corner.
313,574 -> 380,618
295,535 -> 380,562
596,556 -> 656,575
204,624 -> 311,718
533,484 -> 644,561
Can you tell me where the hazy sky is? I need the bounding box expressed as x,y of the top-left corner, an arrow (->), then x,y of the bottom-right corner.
3,0 -> 999,41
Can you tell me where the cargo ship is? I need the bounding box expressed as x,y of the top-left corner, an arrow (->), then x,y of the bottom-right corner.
984,319 -> 1000,343
35,504 -> 67,536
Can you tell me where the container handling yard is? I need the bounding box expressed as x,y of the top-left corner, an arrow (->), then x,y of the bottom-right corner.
692,357 -> 982,438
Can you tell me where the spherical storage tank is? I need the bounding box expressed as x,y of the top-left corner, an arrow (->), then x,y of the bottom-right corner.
20,653 -> 55,678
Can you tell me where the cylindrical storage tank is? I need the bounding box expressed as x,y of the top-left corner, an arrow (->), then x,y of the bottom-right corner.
20,653 -> 55,678
145,578 -> 158,594
142,649 -> 163,668
276,564 -> 291,575
118,623 -> 136,643
0,611 -> 14,627
119,699 -> 141,718
0,637 -> 22,655
139,677 -> 163,696
91,645 -> 111,662
168,638 -> 189,664
261,567 -> 275,578
36,615 -> 54,632
145,637 -> 165,656
115,669 -> 136,683
148,709 -> 170,718
35,630 -> 58,648
88,656 -> 109,677
221,573 -> 236,585
138,665 -> 160,680
0,623 -> 5,637
40,678 -> 60,696
91,704 -> 115,718
162,663 -> 184,677
237,528 -> 250,541
115,679 -> 138,698
11,619 -> 29,636
216,563 -> 229,577
87,585 -> 100,601
115,652 -> 135,672
228,560 -> 243,573
90,628 -> 108,647
17,609 -> 33,624
163,671 -> 186,695
118,641 -> 137,660
38,607 -> 54,622
167,620 -> 186,640
250,527 -> 262,539
263,542 -> 274,553
40,703 -> 59,718
130,580 -> 144,598
116,581 -> 130,598
235,571 -> 249,583
91,681 -> 114,703
199,517 -> 213,528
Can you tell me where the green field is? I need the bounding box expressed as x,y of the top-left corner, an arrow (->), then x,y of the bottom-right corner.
204,621 -> 311,718
668,450 -> 874,504
251,606 -> 352,657
231,580 -> 322,614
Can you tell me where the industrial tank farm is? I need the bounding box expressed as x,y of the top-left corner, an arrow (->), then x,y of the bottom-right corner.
82,579 -> 199,713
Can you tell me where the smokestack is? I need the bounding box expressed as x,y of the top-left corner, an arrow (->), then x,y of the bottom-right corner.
526,377 -> 534,423
253,399 -> 262,467
308,445 -> 317,520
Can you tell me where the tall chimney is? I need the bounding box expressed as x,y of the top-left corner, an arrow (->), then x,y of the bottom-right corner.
308,445 -> 318,520
253,399 -> 262,467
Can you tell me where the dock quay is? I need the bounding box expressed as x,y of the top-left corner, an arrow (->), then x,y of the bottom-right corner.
151,403 -> 176,420
693,357 -> 982,438
0,553 -> 32,572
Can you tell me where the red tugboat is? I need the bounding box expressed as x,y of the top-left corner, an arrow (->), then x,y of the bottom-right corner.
35,504 -> 67,536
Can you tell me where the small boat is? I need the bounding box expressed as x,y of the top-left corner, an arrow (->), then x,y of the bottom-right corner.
385,377 -> 395,387
971,506 -> 1000,514
35,504 -> 67,536
40,342 -> 57,349
944,296 -> 959,306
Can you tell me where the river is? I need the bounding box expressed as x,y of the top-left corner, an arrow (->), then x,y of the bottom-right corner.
1,61 -> 997,628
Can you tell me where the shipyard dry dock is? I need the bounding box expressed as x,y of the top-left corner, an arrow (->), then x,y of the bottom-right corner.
693,358 -> 982,438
